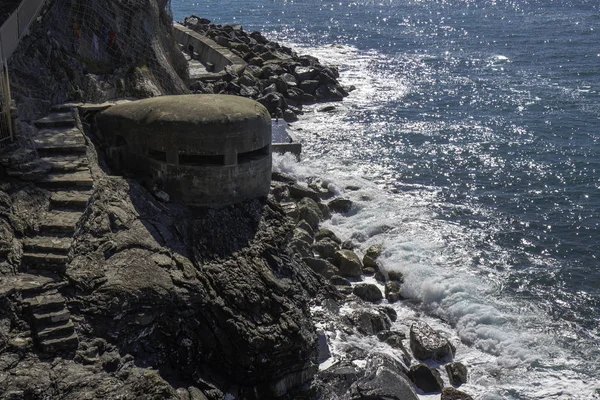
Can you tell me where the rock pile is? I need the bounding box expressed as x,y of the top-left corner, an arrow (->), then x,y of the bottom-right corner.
183,16 -> 354,121
270,171 -> 476,399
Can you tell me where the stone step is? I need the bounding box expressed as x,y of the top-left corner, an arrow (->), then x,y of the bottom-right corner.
23,237 -> 72,254
41,155 -> 89,172
37,320 -> 75,341
34,112 -> 77,129
23,293 -> 65,313
32,309 -> 71,328
36,171 -> 93,189
39,332 -> 79,353
33,127 -> 86,156
50,190 -> 91,210
40,210 -> 82,234
21,253 -> 68,274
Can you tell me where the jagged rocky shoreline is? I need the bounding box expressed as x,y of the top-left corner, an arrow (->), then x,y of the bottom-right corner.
1,0 -> 477,398
182,16 -> 354,122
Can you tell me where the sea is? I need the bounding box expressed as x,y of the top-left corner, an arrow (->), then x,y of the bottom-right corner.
172,1 -> 600,398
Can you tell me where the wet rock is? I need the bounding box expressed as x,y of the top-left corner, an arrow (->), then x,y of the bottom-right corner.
303,257 -> 334,277
316,83 -> 345,101
272,171 -> 297,184
363,267 -> 376,275
313,238 -> 340,261
294,66 -> 318,81
365,244 -> 383,259
289,238 -> 312,258
409,321 -> 454,361
388,270 -> 404,283
289,183 -> 321,202
317,331 -> 331,363
296,220 -> 314,237
298,79 -> 320,95
353,283 -> 383,303
297,197 -> 324,230
318,202 -> 331,220
319,361 -> 363,396
294,228 -> 313,245
334,250 -> 363,278
378,306 -> 397,323
350,365 -> 418,400
330,275 -> 352,287
445,362 -> 468,387
362,255 -> 380,271
377,330 -> 406,348
349,308 -> 392,335
318,105 -> 336,112
441,387 -> 474,400
328,197 -> 353,213
283,109 -> 298,122
341,240 -> 356,250
315,228 -> 342,244
385,281 -> 403,303
407,364 -> 444,394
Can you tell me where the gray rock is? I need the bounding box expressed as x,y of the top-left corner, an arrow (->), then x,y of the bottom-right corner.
334,250 -> 363,278
317,331 -> 331,362
365,244 -> 383,259
318,202 -> 331,219
293,228 -> 313,245
297,197 -> 324,230
296,220 -> 314,237
388,270 -> 404,283
350,366 -> 418,400
385,281 -> 403,303
303,257 -> 334,277
341,240 -> 356,250
410,321 -> 454,361
445,362 -> 468,387
329,275 -> 352,287
362,254 -> 380,271
353,283 -> 383,303
298,79 -> 320,95
283,109 -> 298,122
407,364 -> 444,394
289,238 -> 312,258
313,238 -> 340,261
315,228 -> 341,244
349,309 -> 391,335
441,387 -> 474,400
328,197 -> 353,213
289,183 -> 321,202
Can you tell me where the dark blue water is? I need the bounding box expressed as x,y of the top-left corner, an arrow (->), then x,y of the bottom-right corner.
173,1 -> 600,398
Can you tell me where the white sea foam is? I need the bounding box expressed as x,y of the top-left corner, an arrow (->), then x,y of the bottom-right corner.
274,41 -> 600,399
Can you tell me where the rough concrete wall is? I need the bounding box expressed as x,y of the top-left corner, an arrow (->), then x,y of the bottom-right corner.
7,0 -> 189,121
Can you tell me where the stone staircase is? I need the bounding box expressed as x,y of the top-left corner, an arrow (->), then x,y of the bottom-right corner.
14,106 -> 92,354
20,107 -> 92,280
22,289 -> 79,353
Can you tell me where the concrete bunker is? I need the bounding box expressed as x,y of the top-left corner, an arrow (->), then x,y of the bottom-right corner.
96,94 -> 272,207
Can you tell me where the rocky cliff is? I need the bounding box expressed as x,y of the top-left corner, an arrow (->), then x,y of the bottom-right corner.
8,0 -> 189,121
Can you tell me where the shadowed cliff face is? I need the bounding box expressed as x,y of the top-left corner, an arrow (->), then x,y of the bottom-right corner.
64,172 -> 325,398
8,0 -> 189,120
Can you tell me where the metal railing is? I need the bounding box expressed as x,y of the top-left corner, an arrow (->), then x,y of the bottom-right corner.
0,0 -> 46,143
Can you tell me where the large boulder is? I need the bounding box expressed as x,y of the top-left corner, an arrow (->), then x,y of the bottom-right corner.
353,283 -> 383,303
297,197 -> 324,230
350,366 -> 418,400
348,309 -> 392,336
334,250 -> 363,278
313,238 -> 340,261
409,321 -> 454,361
328,197 -> 353,213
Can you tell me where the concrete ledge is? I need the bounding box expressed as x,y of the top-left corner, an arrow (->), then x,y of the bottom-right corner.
173,23 -> 247,77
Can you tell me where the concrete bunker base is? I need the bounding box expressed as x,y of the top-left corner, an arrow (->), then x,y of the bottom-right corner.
96,94 -> 272,207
